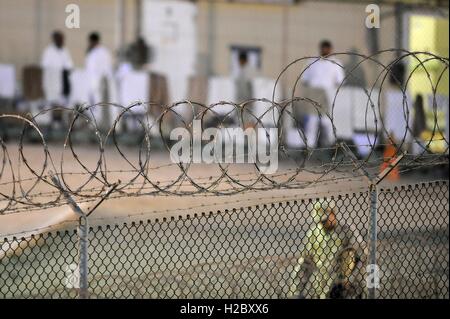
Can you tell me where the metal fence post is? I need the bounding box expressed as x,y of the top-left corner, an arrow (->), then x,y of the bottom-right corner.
78,215 -> 89,299
50,173 -> 89,299
368,183 -> 378,299
50,171 -> 118,299
339,143 -> 405,299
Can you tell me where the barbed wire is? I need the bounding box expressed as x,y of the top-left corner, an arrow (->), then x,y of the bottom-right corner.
0,49 -> 448,215
1,153 -> 446,216
3,178 -> 446,241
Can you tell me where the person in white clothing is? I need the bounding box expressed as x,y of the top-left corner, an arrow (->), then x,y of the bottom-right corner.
85,32 -> 118,129
85,32 -> 114,105
41,31 -> 73,105
300,40 -> 345,148
235,51 -> 255,103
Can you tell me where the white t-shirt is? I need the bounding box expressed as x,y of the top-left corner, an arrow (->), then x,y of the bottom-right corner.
41,44 -> 73,101
85,45 -> 114,103
41,44 -> 73,70
302,57 -> 345,110
86,46 -> 113,89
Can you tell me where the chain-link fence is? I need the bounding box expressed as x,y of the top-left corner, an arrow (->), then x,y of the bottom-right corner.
1,180 -> 448,299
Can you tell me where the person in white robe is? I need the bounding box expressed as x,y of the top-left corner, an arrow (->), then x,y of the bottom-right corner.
85,32 -> 118,129
235,51 -> 255,104
85,32 -> 114,104
301,40 -> 345,148
41,31 -> 73,105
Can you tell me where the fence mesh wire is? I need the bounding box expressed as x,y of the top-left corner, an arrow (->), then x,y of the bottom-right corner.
377,182 -> 449,298
1,180 -> 448,299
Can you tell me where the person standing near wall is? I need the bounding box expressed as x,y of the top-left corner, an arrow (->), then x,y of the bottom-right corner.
41,31 -> 73,127
235,51 -> 255,103
300,40 -> 345,148
235,51 -> 256,128
85,32 -> 118,130
85,32 -> 114,105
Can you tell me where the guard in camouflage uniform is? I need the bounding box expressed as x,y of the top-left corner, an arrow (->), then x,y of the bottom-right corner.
288,199 -> 367,299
